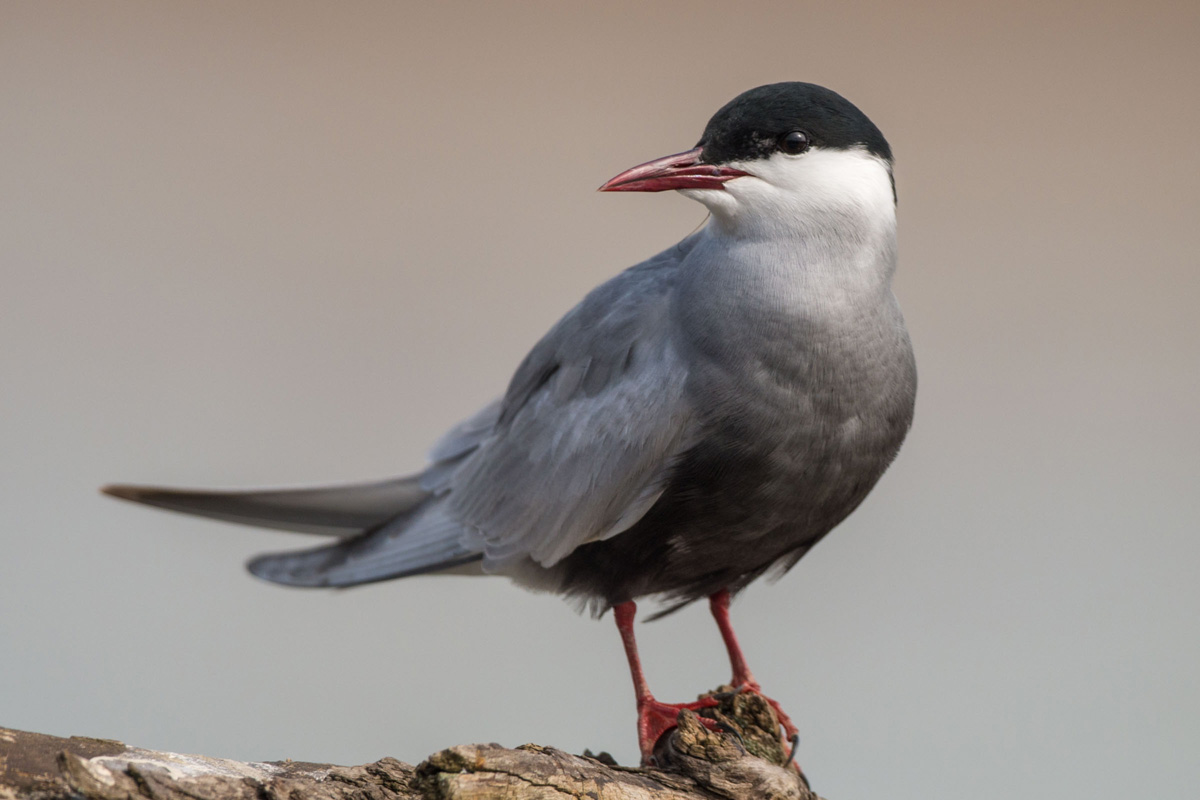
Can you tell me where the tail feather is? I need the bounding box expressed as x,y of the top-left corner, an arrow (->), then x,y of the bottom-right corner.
246,501 -> 482,587
101,477 -> 428,536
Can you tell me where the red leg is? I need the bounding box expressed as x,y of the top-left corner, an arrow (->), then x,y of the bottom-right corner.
709,590 -> 800,741
614,601 -> 720,764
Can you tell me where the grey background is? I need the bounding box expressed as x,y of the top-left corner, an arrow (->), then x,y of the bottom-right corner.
2,2 -> 1197,798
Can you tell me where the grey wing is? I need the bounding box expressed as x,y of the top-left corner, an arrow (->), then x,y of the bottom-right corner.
420,398 -> 502,494
238,410 -> 507,587
445,246 -> 698,571
103,404 -> 503,585
110,240 -> 699,588
246,499 -> 483,586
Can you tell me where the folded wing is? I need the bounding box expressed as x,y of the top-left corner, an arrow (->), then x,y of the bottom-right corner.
107,241 -> 700,589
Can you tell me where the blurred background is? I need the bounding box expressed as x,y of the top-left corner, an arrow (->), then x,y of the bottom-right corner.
2,2 -> 1197,798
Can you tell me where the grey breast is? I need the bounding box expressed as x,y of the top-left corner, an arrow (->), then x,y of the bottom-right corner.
552,229 -> 916,610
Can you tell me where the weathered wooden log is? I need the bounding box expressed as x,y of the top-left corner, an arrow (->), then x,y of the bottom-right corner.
1,690 -> 823,799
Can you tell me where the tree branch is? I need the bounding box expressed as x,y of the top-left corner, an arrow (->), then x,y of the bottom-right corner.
2,691 -> 823,800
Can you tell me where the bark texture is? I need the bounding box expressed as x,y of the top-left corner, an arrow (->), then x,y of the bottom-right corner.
2,691 -> 824,800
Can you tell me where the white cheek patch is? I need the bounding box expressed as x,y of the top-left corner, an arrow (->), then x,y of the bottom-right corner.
750,148 -> 893,214
690,146 -> 895,235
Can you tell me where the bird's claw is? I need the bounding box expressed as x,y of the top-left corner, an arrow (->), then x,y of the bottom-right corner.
714,719 -> 746,748
636,696 -> 721,765
786,731 -> 801,764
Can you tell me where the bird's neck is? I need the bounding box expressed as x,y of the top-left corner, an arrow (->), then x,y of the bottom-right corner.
693,203 -> 899,319
699,153 -> 899,305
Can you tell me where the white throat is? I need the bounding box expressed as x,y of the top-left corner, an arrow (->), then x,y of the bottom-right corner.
681,147 -> 899,307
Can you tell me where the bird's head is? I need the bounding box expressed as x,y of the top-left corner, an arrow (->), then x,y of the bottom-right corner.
600,82 -> 895,239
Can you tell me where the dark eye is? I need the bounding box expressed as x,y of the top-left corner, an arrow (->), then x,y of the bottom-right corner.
779,130 -> 810,155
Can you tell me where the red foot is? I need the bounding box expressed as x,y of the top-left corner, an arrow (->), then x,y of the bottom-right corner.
708,590 -> 801,752
637,695 -> 721,764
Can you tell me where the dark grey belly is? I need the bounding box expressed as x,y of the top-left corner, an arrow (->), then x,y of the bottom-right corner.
554,307 -> 916,614
556,362 -> 915,612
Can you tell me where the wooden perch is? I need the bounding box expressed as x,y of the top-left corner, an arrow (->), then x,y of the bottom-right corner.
2,690 -> 823,799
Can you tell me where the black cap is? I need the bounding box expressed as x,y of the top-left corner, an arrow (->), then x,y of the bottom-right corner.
698,82 -> 891,165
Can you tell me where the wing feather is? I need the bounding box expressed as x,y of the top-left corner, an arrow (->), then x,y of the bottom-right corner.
109,238 -> 702,590
444,241 -> 699,570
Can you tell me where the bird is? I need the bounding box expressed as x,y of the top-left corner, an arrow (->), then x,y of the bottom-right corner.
104,81 -> 917,766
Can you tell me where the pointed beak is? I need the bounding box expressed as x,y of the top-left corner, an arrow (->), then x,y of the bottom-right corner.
598,147 -> 749,193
